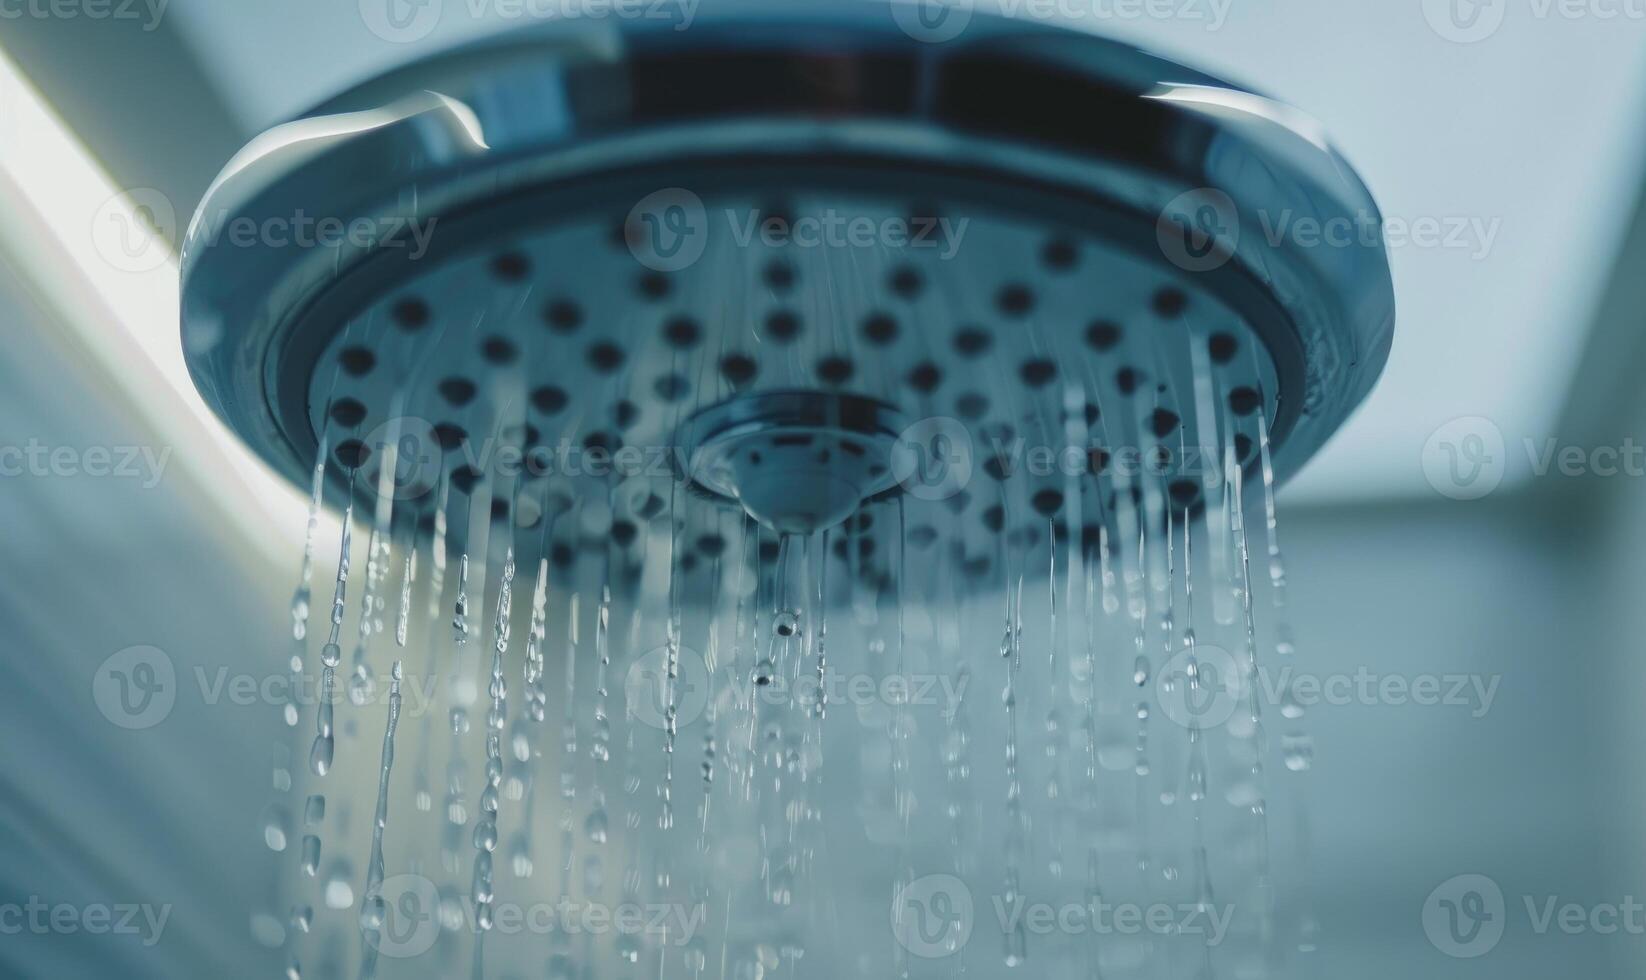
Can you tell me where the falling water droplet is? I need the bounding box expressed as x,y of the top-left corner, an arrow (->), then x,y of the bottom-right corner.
261,803 -> 291,852
1282,734 -> 1314,772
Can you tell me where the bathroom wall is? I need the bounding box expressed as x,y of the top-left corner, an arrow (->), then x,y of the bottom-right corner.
1275,494 -> 1612,978
0,257 -> 292,978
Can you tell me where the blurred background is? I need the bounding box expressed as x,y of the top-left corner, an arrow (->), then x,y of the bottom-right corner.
3,1 -> 1646,977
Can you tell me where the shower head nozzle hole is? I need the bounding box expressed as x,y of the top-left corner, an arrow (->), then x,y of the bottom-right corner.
720,354 -> 759,388
888,265 -> 924,299
329,398 -> 367,428
654,373 -> 690,402
1041,238 -> 1078,271
1228,386 -> 1262,417
587,342 -> 626,373
953,328 -> 992,358
439,377 -> 478,407
1086,320 -> 1122,352
907,362 -> 942,393
339,347 -> 376,377
334,439 -> 371,469
531,385 -> 568,415
490,251 -> 531,282
1020,359 -> 1057,389
481,336 -> 519,365
1152,286 -> 1189,318
433,423 -> 468,451
391,298 -> 430,331
1208,332 -> 1239,365
861,313 -> 898,346
997,284 -> 1035,317
762,260 -> 796,293
636,272 -> 672,301
1031,488 -> 1064,516
816,356 -> 854,386
542,299 -> 584,333
664,317 -> 702,350
764,310 -> 801,343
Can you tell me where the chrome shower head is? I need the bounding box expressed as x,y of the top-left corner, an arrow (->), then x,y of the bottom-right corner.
184,11 -> 1398,972
180,0 -> 1393,548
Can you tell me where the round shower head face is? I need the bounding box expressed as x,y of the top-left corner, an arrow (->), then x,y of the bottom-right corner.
181,0 -> 1393,553
299,172 -> 1286,540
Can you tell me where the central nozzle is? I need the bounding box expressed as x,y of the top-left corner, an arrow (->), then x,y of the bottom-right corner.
677,391 -> 907,535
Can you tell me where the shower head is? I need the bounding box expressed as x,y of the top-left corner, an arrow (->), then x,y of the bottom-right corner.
180,0 -> 1394,545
